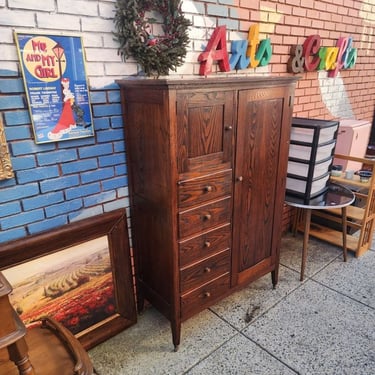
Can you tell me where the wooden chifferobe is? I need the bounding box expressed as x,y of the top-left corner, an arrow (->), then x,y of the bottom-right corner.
117,76 -> 297,350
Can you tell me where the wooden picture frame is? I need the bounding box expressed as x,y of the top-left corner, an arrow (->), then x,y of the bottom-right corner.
0,209 -> 136,349
0,115 -> 14,180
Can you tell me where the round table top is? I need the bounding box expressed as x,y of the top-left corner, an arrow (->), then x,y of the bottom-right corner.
285,183 -> 355,209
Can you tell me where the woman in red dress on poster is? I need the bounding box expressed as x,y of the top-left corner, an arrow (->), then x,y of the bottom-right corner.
48,77 -> 76,140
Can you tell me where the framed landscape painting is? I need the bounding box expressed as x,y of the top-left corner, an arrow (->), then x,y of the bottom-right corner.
0,209 -> 136,349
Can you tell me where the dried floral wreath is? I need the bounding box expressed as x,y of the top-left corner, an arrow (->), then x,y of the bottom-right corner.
113,0 -> 191,77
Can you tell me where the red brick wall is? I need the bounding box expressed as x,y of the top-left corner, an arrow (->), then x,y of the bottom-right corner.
184,1 -> 374,233
184,0 -> 375,124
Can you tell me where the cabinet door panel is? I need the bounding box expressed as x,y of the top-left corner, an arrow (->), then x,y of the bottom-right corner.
233,87 -> 291,280
177,91 -> 234,175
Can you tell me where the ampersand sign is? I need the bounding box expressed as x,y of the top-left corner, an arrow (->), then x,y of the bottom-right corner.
287,44 -> 304,73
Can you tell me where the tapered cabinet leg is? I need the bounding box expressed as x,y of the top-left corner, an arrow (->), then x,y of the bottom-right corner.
271,265 -> 279,288
136,288 -> 145,314
171,321 -> 181,352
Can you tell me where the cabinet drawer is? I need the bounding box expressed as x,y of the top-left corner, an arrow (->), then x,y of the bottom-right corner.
178,170 -> 232,208
180,273 -> 230,318
178,197 -> 231,238
179,224 -> 231,267
180,249 -> 230,293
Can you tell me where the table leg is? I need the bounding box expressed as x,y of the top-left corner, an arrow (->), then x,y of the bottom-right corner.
291,208 -> 298,236
7,338 -> 35,375
300,208 -> 312,281
342,206 -> 348,262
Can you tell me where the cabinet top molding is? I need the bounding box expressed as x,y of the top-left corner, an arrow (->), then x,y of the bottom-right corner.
117,75 -> 299,89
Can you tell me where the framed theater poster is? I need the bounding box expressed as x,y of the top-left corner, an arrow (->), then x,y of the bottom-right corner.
15,32 -> 94,144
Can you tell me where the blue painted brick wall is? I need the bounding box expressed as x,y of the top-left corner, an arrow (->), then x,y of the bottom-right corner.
0,78 -> 25,93
28,216 -> 68,236
65,182 -> 101,200
0,95 -> 24,110
17,165 -> 60,184
5,125 -> 32,141
23,192 -> 64,210
2,209 -> 45,230
61,159 -> 98,174
0,201 -> 21,217
4,110 -> 30,125
10,155 -> 36,171
37,150 -> 78,165
0,71 -> 128,244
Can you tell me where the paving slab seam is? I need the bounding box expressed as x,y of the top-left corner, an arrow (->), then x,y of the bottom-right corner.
180,332 -> 240,375
207,271 -> 311,334
310,278 -> 375,310
237,331 -> 301,375
194,307 -> 298,374
280,251 -> 342,282
181,330 -> 301,375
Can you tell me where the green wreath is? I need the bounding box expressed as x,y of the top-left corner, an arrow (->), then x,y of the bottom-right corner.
113,0 -> 191,77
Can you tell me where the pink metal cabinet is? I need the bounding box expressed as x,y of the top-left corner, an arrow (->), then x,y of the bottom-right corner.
333,119 -> 371,171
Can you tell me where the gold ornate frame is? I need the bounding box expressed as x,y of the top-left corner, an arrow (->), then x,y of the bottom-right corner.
0,115 -> 14,180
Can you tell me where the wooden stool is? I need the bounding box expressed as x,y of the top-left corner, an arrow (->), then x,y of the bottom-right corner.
0,272 -> 96,375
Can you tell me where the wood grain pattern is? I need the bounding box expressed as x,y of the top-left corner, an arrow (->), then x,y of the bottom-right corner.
117,76 -> 297,349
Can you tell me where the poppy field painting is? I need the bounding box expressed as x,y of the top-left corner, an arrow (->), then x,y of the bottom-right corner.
3,236 -> 114,335
0,210 -> 137,349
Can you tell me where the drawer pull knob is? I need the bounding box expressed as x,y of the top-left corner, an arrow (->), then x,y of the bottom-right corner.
204,185 -> 213,192
204,267 -> 211,273
225,125 -> 233,131
203,213 -> 212,221
204,241 -> 211,248
203,291 -> 211,298
236,176 -> 243,182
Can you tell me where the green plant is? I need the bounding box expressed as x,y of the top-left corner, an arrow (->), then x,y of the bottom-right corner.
113,0 -> 191,77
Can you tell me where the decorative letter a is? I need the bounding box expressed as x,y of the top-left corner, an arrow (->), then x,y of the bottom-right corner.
198,26 -> 230,76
